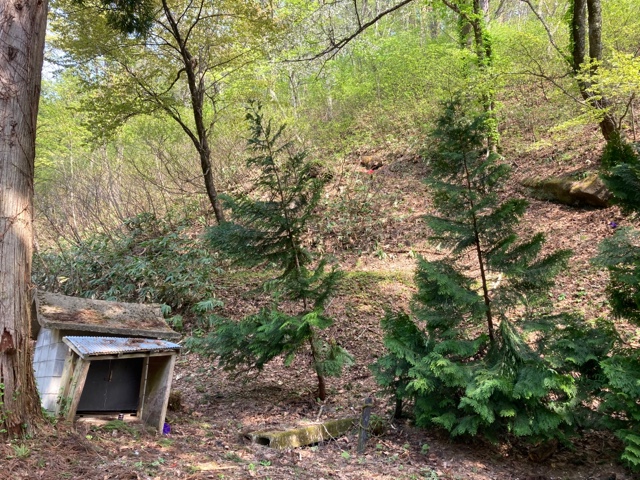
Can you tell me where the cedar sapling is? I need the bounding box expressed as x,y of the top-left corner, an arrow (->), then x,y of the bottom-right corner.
593,137 -> 640,470
372,98 -> 578,441
187,103 -> 351,400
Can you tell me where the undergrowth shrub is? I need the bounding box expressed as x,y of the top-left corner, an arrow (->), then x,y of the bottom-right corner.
371,97 -> 604,443
185,104 -> 352,400
33,208 -> 222,325
317,169 -> 379,252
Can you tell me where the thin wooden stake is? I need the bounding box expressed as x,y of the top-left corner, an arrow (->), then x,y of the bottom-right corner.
357,397 -> 373,454
632,102 -> 637,143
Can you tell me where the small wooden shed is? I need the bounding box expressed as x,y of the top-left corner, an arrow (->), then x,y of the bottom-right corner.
33,291 -> 181,432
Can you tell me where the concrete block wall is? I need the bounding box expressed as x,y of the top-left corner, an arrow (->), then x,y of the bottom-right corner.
33,328 -> 69,412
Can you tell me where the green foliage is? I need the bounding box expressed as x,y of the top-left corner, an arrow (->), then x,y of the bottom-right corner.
600,132 -> 640,172
594,228 -> 640,324
600,136 -> 640,213
33,208 -> 222,321
36,76 -> 92,184
187,105 -> 351,399
11,444 -> 30,459
294,31 -> 471,153
372,98 -> 578,441
73,0 -> 155,36
529,315 -> 618,430
595,134 -> 640,322
205,104 -> 339,308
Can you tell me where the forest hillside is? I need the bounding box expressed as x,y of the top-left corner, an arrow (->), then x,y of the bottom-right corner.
13,1 -> 640,478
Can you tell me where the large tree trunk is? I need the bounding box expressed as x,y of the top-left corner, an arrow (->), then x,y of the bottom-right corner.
0,0 -> 48,435
571,0 -> 618,141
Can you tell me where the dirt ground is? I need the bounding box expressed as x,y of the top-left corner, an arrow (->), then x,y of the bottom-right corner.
5,129 -> 638,479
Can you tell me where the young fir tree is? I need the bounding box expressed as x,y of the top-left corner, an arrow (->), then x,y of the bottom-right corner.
597,135 -> 640,321
592,137 -> 640,470
372,98 -> 576,440
188,103 -> 351,400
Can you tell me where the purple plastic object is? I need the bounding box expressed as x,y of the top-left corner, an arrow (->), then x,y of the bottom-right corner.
609,221 -> 618,228
163,422 -> 171,435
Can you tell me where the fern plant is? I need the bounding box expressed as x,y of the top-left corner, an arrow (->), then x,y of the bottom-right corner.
186,103 -> 351,400
372,98 -> 578,441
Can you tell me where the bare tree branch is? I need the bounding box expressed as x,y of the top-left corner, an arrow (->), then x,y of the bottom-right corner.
618,92 -> 636,129
519,0 -> 568,65
353,0 -> 362,28
294,0 -> 415,62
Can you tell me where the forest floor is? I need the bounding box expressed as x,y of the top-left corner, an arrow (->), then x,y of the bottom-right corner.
4,127 -> 638,479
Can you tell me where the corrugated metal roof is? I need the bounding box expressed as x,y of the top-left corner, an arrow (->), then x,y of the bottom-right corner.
63,336 -> 181,358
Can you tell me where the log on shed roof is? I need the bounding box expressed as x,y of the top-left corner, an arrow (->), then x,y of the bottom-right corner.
36,291 -> 180,340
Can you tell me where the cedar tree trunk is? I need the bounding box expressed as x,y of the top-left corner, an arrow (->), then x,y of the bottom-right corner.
0,0 -> 48,436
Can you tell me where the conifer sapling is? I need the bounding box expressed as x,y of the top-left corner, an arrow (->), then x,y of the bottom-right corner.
372,98 -> 575,440
188,103 -> 351,400
592,136 -> 640,469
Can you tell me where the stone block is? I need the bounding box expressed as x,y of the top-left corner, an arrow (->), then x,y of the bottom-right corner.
54,342 -> 69,360
53,360 -> 66,377
38,328 -> 52,346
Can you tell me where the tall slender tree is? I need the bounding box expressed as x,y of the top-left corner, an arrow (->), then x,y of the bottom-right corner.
188,104 -> 352,401
51,0 -> 281,224
373,98 -> 575,440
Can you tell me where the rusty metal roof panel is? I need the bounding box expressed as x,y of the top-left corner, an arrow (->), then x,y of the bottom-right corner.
63,336 -> 181,359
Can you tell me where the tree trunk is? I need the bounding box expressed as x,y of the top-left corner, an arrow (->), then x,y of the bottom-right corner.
586,0 -> 617,140
198,142 -> 225,224
444,0 -> 498,150
162,0 -> 225,224
308,335 -> 326,401
471,0 -> 498,151
571,0 -> 587,72
0,0 -> 48,436
571,0 -> 618,141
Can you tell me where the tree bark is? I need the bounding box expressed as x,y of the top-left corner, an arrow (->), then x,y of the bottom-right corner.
0,0 -> 48,436
308,336 -> 326,401
586,0 -> 602,62
586,0 -> 617,140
